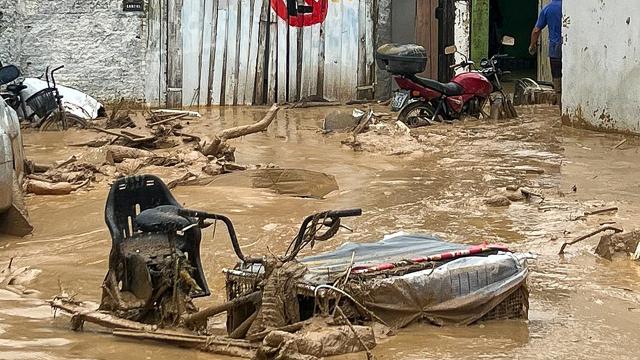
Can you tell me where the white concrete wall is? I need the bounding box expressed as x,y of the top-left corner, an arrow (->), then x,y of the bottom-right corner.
0,0 -> 147,103
563,0 -> 640,133
454,0 -> 471,74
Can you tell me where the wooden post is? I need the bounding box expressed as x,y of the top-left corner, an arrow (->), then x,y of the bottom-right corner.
470,0 -> 489,63
167,0 -> 184,108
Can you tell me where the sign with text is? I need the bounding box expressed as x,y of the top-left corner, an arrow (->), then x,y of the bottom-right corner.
123,0 -> 144,12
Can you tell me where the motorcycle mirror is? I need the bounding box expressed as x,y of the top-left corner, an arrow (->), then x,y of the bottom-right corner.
0,65 -> 20,85
444,45 -> 457,55
501,36 -> 516,47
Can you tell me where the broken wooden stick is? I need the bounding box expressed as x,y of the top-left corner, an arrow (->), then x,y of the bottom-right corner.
152,109 -> 201,118
173,131 -> 201,142
584,207 -> 618,216
558,225 -> 623,255
229,310 -> 258,339
50,297 -> 157,331
89,127 -> 136,142
112,328 -> 258,358
336,306 -> 375,360
289,101 -> 341,109
148,113 -> 189,127
183,291 -> 261,328
113,328 -> 206,347
612,138 -> 627,150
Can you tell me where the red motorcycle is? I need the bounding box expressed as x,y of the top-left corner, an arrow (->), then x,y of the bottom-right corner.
377,36 -> 516,127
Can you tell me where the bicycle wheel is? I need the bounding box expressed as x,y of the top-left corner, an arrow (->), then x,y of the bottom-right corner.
39,112 -> 88,131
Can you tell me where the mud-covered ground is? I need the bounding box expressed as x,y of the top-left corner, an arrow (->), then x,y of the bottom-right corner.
1,105 -> 640,360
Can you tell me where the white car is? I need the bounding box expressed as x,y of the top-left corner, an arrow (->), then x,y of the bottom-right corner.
0,95 -> 31,236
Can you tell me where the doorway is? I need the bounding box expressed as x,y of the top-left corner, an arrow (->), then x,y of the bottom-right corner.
488,0 -> 539,81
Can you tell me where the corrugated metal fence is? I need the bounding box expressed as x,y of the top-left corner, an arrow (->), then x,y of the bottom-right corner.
145,0 -> 376,107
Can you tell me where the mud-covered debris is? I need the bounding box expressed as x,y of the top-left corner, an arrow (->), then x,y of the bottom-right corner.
208,168 -> 339,199
105,145 -> 155,163
105,99 -> 134,129
257,319 -> 376,360
0,260 -> 41,295
322,110 -> 361,132
25,179 -> 89,195
484,195 -> 511,207
514,165 -> 545,175
596,230 -> 640,261
506,189 -> 526,202
559,226 -> 623,255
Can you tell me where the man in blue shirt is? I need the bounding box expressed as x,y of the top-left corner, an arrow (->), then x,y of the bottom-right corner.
529,0 -> 562,107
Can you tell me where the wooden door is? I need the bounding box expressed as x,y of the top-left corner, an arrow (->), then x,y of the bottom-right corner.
415,0 -> 439,79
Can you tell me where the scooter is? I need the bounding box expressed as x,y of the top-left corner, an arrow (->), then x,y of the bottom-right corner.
377,36 -> 517,127
0,63 -> 104,130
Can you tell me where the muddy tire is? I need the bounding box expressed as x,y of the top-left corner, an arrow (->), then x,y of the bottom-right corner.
398,101 -> 438,128
39,112 -> 88,131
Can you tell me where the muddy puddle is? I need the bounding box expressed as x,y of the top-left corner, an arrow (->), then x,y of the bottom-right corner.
1,105 -> 640,359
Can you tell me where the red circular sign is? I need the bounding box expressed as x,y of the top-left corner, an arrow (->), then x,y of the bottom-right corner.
270,0 -> 329,27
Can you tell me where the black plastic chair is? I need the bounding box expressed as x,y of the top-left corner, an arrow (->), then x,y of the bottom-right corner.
104,174 -> 210,298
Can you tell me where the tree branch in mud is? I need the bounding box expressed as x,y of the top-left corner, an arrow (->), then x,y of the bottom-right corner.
199,105 -> 279,158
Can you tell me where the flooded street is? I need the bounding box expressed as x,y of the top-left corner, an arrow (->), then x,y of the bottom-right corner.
1,105 -> 640,359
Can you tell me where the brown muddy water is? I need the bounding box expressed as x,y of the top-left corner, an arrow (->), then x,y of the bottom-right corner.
2,105 -> 640,359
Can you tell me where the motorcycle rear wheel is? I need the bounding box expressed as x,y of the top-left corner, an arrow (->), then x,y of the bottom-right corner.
398,101 -> 438,128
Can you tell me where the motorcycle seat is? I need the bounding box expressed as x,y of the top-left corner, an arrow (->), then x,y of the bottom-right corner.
6,84 -> 27,93
410,75 -> 464,96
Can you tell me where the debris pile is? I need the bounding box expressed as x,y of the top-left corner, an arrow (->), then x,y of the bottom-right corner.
23,105 -> 281,195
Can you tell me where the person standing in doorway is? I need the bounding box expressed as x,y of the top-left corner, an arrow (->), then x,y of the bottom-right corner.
529,0 -> 562,108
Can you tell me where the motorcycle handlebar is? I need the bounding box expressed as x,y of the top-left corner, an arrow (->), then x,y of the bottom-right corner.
177,208 -> 362,264
327,208 -> 362,218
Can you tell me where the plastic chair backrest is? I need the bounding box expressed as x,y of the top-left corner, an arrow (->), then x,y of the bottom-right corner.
104,175 -> 210,297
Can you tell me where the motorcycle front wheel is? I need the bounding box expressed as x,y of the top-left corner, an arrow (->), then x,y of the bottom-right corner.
397,101 -> 438,128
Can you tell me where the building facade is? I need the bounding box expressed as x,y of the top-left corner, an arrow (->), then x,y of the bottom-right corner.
562,0 -> 640,134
